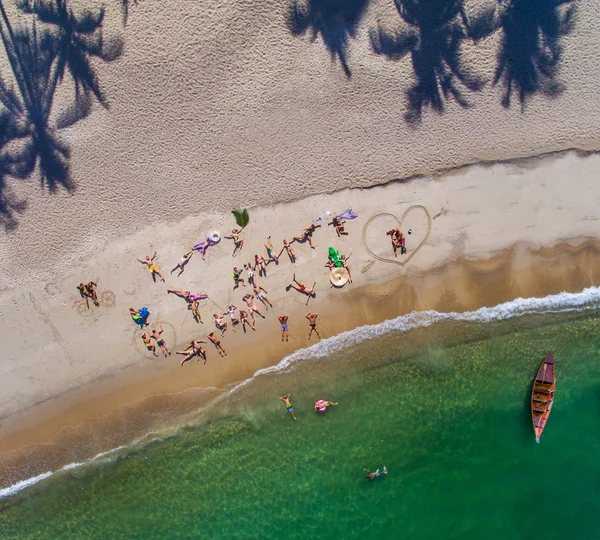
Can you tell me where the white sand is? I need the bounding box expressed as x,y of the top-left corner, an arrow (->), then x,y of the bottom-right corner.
0,149 -> 599,428
1,0 -> 599,289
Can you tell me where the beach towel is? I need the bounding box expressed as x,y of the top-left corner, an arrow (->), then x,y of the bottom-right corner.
338,209 -> 357,220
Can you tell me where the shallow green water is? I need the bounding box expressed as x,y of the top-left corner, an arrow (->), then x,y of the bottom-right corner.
2,312 -> 600,539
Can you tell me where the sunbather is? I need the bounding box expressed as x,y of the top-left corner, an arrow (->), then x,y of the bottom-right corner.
150,324 -> 171,357
137,252 -> 165,282
253,283 -> 273,309
240,309 -> 255,332
177,339 -> 207,366
265,236 -> 279,264
171,251 -> 193,276
224,229 -> 244,256
208,332 -> 227,357
242,294 -> 266,321
288,274 -> 316,305
279,239 -> 296,263
306,312 -> 321,340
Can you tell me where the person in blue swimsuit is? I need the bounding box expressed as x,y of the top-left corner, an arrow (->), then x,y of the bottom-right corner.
278,314 -> 289,342
280,393 -> 296,420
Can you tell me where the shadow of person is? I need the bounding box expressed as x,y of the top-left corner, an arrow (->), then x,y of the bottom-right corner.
287,0 -> 371,77
370,0 -> 484,126
493,0 -> 576,110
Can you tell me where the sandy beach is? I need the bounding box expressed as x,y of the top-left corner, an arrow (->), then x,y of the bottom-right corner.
1,0 -> 600,491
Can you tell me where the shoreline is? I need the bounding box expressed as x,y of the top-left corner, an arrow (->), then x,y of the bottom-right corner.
1,236 -> 600,489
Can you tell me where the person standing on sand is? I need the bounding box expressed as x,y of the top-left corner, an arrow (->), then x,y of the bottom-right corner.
225,229 -> 244,256
240,309 -> 255,332
280,393 -> 297,420
177,339 -> 207,366
150,324 -> 171,357
208,331 -> 227,357
253,283 -> 273,309
138,252 -> 165,282
141,332 -> 159,357
306,312 -> 321,340
288,274 -> 316,305
242,294 -> 266,321
171,250 -> 193,276
278,315 -> 289,341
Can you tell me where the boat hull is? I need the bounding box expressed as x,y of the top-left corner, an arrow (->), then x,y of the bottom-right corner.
531,353 -> 555,443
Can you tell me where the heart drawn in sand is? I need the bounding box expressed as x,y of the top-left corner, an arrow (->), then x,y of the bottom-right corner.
362,205 -> 432,266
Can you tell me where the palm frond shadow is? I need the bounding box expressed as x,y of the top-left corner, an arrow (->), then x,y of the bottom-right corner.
494,0 -> 576,110
370,0 -> 484,126
287,0 -> 371,78
0,0 -> 124,230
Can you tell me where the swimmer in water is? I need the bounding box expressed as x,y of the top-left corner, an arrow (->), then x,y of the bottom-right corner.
279,393 -> 296,420
314,400 -> 337,412
364,466 -> 388,480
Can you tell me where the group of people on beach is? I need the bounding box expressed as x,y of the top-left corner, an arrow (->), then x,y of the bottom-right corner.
120,217 -> 339,367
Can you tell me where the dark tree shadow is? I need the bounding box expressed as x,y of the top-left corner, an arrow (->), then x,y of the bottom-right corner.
494,0 -> 576,110
0,0 -> 123,230
287,0 -> 371,78
370,0 -> 484,126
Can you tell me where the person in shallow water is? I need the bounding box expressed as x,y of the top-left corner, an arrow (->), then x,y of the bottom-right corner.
364,466 -> 388,480
280,393 -> 297,420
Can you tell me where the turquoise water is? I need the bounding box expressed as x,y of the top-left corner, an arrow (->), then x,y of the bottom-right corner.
1,308 -> 600,539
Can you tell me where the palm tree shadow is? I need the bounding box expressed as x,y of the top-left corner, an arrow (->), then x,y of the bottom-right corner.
494,0 -> 577,110
370,0 -> 484,126
0,0 -> 123,230
287,0 -> 371,78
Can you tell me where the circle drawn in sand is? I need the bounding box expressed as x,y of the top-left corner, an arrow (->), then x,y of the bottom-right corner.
44,283 -> 61,297
132,321 -> 177,357
100,291 -> 116,308
76,301 -> 94,317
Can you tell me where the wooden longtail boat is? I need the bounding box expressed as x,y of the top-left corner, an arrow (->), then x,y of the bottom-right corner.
531,353 -> 555,443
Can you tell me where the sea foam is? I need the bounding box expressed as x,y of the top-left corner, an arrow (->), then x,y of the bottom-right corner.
2,286 -> 599,499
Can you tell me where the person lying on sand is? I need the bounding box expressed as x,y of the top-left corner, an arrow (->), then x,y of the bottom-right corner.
244,263 -> 255,285
171,250 -> 193,276
130,307 -> 149,328
137,252 -> 165,282
193,237 -> 215,259
177,339 -> 207,366
292,223 -> 321,249
280,393 -> 297,420
240,309 -> 255,332
214,313 -> 228,336
365,466 -> 387,480
242,294 -> 266,321
386,228 -> 406,257
141,332 -> 159,357
151,324 -> 171,357
85,281 -> 99,306
253,283 -> 273,309
330,216 -> 348,237
224,229 -> 244,256
254,254 -> 267,277
189,299 -> 202,323
288,274 -> 316,305
232,267 -> 246,289
278,315 -> 289,341
168,289 -> 208,303
77,283 -> 93,309
278,239 -> 296,263
226,304 -> 240,331
305,312 -> 321,340
325,254 -> 353,283
265,236 -> 279,264
208,332 -> 227,357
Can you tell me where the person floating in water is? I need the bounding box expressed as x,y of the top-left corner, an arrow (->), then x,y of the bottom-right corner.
364,466 -> 387,480
280,393 -> 297,420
